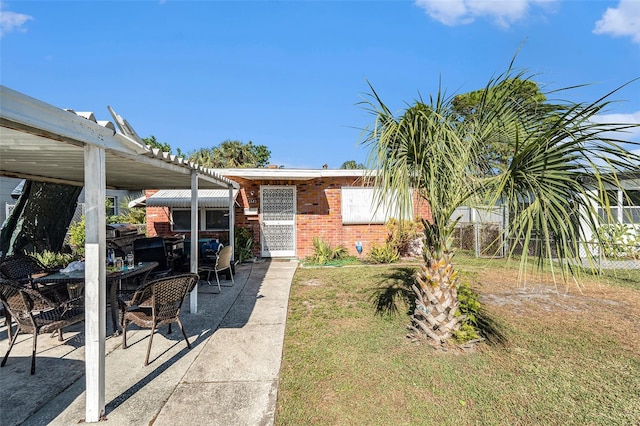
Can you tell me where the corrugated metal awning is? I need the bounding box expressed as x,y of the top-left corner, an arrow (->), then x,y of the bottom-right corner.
147,189 -> 239,208
0,86 -> 239,191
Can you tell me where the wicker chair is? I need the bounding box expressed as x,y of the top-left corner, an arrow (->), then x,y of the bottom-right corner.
119,273 -> 198,366
0,279 -> 85,375
0,254 -> 53,285
0,254 -> 71,341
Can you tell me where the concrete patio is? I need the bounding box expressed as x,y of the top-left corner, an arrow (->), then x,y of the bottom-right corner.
0,259 -> 297,426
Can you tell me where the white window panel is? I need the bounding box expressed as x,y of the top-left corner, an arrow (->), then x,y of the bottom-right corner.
341,187 -> 410,225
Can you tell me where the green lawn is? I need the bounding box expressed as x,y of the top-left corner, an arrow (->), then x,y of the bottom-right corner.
275,256 -> 640,425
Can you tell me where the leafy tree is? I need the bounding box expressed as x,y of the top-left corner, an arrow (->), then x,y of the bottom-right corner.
340,160 -> 365,169
452,78 -> 547,117
187,140 -> 271,168
452,78 -> 562,174
142,135 -> 171,153
142,135 -> 184,157
361,65 -> 640,345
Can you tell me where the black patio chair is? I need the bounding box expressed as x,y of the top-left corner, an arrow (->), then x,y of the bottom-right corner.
197,241 -> 223,291
0,279 -> 85,375
118,273 -> 198,366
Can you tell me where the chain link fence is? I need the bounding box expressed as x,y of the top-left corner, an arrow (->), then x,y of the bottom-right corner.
450,206 -> 640,271
577,240 -> 640,271
450,206 -> 506,258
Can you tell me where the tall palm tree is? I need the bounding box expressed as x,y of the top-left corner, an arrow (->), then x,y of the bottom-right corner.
361,66 -> 640,344
188,140 -> 271,168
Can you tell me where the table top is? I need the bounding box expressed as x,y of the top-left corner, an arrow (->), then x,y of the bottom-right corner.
32,261 -> 159,285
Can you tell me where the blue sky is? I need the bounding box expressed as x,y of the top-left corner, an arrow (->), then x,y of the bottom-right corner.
1,0 -> 639,168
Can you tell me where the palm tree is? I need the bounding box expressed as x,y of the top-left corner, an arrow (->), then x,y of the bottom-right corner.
188,147 -> 216,167
361,66 -> 640,344
187,140 -> 271,168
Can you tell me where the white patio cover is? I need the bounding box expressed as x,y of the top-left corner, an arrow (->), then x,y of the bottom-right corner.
0,85 -> 238,423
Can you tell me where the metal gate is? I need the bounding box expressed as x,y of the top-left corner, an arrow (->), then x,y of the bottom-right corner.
260,186 -> 296,257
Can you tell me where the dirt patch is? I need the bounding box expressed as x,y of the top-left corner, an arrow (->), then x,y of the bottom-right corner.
481,288 -> 623,313
472,266 -> 640,354
473,267 -> 638,311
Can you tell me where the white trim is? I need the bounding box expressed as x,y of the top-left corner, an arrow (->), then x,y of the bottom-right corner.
219,168 -> 370,180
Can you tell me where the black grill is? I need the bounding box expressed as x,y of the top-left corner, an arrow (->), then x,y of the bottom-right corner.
106,223 -> 142,255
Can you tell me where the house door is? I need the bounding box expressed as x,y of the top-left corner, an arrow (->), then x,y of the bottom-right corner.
260,185 -> 296,257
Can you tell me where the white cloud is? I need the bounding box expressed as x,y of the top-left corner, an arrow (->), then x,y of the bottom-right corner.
0,2 -> 33,37
593,0 -> 640,43
591,111 -> 640,142
414,0 -> 557,27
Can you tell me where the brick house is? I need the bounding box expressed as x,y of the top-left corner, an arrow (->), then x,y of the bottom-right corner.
145,168 -> 431,259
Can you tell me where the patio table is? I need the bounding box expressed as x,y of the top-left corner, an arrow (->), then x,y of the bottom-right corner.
33,261 -> 158,335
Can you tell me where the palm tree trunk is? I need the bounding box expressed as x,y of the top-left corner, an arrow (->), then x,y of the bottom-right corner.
409,251 -> 461,343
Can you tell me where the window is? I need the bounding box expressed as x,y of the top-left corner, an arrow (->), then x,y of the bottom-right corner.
598,189 -> 640,224
623,190 -> 640,224
171,208 -> 229,231
106,196 -> 117,217
341,187 -> 411,225
172,209 -> 192,231
205,210 -> 229,230
600,190 -> 618,205
623,190 -> 640,206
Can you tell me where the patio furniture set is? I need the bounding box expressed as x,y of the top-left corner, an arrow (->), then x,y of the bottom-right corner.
0,239 -> 235,374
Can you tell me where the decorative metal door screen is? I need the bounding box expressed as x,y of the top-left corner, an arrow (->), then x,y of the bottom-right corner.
260,186 -> 296,257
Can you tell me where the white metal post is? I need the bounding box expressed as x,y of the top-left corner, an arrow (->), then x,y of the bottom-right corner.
229,185 -> 235,262
84,145 -> 107,423
190,170 -> 199,313
617,189 -> 624,223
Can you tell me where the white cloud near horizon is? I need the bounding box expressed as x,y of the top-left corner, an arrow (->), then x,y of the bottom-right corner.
0,2 -> 33,37
591,111 -> 640,142
593,0 -> 640,43
414,0 -> 557,27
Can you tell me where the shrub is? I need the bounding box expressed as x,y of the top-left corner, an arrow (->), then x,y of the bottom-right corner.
30,250 -> 81,269
593,224 -> 640,259
308,237 -> 348,265
386,218 -> 423,257
453,282 -> 482,344
367,242 -> 400,264
68,216 -> 86,256
235,227 -> 255,263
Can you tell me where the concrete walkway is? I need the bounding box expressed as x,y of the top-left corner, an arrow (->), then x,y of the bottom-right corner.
0,259 -> 297,426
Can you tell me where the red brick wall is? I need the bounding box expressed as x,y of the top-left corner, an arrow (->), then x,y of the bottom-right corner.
145,176 -> 432,259
228,175 -> 431,259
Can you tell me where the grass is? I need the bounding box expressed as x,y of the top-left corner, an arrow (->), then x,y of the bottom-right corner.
275,255 -> 640,425
299,256 -> 364,268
